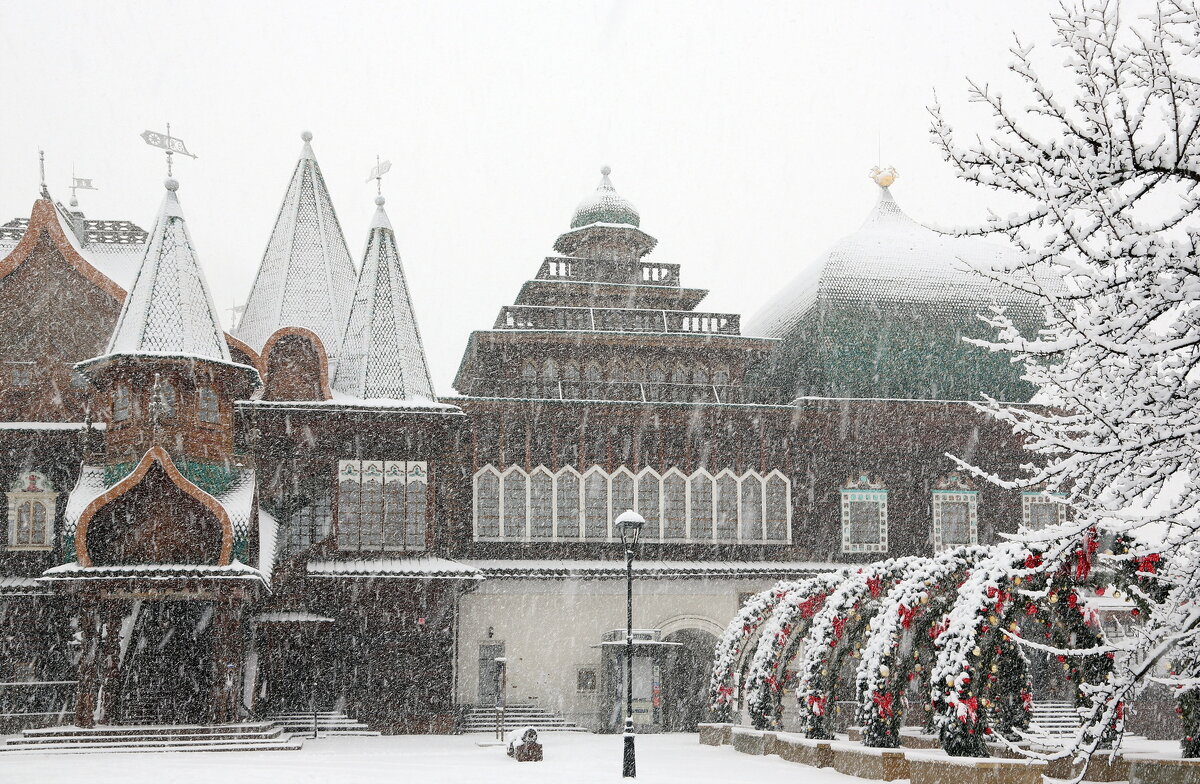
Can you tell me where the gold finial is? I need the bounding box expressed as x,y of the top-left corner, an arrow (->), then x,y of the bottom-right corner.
870,166 -> 898,188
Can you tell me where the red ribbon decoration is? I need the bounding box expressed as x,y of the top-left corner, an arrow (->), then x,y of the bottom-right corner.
898,604 -> 917,629
1138,554 -> 1160,574
1025,553 -> 1042,569
867,576 -> 883,598
959,696 -> 978,723
831,616 -> 847,642
798,595 -> 824,619
873,691 -> 894,718
929,618 -> 949,640
807,695 -> 827,716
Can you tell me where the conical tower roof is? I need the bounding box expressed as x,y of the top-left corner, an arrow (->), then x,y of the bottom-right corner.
106,178 -> 230,361
236,131 -> 357,361
570,165 -> 640,228
332,196 -> 435,400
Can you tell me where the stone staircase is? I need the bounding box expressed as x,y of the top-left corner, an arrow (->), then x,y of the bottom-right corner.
1029,700 -> 1081,738
267,710 -> 380,737
0,721 -> 303,755
459,704 -> 588,733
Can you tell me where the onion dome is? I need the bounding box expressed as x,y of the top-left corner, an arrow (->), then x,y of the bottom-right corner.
747,170 -> 1054,402
570,166 -> 640,229
105,178 -> 230,361
236,131 -> 357,364
332,196 -> 436,401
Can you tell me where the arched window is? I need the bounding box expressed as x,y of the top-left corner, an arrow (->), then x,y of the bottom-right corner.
529,469 -> 554,540
562,362 -> 580,382
714,473 -> 739,541
521,362 -> 538,380
671,364 -> 689,385
693,364 -> 710,385
765,474 -> 789,542
739,474 -> 764,541
502,470 -> 528,539
610,361 -> 627,383
663,472 -> 687,539
584,362 -> 603,382
712,366 -> 731,386
629,360 -> 647,383
113,384 -> 132,422
636,471 -> 661,540
556,471 -> 580,539
610,470 -> 635,535
475,469 -> 501,538
542,358 -> 559,380
648,364 -> 667,384
7,471 -> 56,550
583,469 -> 609,539
689,474 -> 714,541
198,387 -> 220,424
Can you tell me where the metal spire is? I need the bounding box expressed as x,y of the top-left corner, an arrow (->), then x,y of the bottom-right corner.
38,150 -> 49,199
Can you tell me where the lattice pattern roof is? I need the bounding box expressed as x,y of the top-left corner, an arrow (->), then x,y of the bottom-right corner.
332,199 -> 436,401
106,181 -> 230,361
0,201 -> 147,291
236,134 -> 357,362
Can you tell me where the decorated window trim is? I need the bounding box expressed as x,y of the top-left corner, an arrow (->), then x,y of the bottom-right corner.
6,471 -> 57,551
1022,491 -> 1066,530
335,459 -> 430,552
471,464 -> 791,544
932,473 -> 978,551
840,474 -> 887,554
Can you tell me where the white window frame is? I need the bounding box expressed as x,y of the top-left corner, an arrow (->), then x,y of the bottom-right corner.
1022,491 -> 1066,531
7,471 -> 57,551
932,490 -> 978,551
336,459 -> 428,552
841,485 -> 888,554
471,465 -> 792,544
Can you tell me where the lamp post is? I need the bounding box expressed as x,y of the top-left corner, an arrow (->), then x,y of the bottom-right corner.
615,509 -> 645,778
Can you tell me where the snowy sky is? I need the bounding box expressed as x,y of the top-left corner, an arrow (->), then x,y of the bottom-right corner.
0,1 -> 1057,395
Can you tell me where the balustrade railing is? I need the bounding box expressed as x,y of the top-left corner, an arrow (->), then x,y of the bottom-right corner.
536,257 -> 681,287
465,378 -> 787,405
495,305 -> 740,335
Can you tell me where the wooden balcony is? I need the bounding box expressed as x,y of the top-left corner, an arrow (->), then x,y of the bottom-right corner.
495,305 -> 740,335
463,378 -> 788,405
536,257 -> 681,287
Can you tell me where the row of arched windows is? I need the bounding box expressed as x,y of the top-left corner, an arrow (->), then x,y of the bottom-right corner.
473,465 -> 790,543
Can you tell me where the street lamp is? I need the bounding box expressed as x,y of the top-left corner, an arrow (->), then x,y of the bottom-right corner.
615,509 -> 645,778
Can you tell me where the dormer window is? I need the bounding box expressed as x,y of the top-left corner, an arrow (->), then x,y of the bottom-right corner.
113,384 -> 132,422
198,386 -> 220,424
7,471 -> 57,551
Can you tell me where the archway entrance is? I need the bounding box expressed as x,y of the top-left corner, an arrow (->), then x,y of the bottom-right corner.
662,629 -> 718,731
119,601 -> 213,724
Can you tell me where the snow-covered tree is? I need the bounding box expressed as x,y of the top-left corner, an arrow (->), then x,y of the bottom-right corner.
931,0 -> 1200,759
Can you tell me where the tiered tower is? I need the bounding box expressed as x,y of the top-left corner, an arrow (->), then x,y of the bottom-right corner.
454,167 -> 777,403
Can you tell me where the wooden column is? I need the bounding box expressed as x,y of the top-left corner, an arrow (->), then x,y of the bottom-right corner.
97,600 -> 123,723
74,596 -> 100,728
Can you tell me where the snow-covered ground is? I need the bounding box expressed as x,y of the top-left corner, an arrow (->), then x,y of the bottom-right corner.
3,732 -> 824,784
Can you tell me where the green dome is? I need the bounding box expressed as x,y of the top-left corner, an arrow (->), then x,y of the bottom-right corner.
570,166 -> 640,229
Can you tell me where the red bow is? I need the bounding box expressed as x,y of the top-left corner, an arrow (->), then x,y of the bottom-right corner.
1025,553 -> 1043,569
807,695 -> 827,716
958,696 -> 978,723
898,604 -> 917,629
1020,691 -> 1032,711
872,691 -> 894,718
1138,554 -> 1160,574
798,595 -> 824,619
1116,702 -> 1125,720
832,616 -> 847,642
929,618 -> 950,640
867,576 -> 883,598
717,685 -> 734,698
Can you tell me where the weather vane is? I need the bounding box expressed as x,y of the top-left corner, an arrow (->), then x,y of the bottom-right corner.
367,156 -> 392,199
139,123 -> 197,178
38,150 -> 48,199
69,165 -> 97,207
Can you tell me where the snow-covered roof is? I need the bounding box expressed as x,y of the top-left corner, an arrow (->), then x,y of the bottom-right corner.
747,186 -> 1046,339
41,561 -> 268,585
238,394 -> 461,415
570,167 -> 640,229
253,610 -> 333,623
258,506 -> 279,583
105,180 -> 231,362
236,133 -> 357,363
307,556 -> 483,580
0,200 -> 147,292
332,198 -> 436,400
0,575 -> 48,595
460,559 -> 835,579
0,421 -> 106,431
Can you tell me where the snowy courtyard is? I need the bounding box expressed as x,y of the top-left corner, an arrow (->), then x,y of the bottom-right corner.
5,732 -> 807,784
